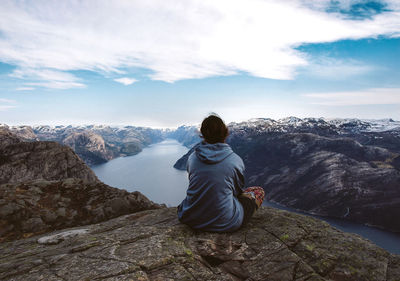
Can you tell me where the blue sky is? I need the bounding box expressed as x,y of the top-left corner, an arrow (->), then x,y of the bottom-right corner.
0,0 -> 400,127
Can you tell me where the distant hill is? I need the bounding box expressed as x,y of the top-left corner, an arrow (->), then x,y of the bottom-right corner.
4,124 -> 165,165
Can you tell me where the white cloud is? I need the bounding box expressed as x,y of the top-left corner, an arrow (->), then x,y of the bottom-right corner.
303,88 -> 400,105
26,81 -> 84,90
304,58 -> 374,79
15,87 -> 35,91
0,98 -> 16,103
10,68 -> 85,89
0,105 -> 16,111
0,0 -> 399,88
114,77 -> 138,86
0,98 -> 16,111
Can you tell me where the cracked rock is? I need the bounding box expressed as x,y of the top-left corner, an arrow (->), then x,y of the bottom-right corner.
1,207 -> 398,281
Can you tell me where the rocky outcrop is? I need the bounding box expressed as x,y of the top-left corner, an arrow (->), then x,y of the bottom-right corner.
0,130 -> 98,184
235,133 -> 400,232
175,133 -> 400,232
0,128 -> 161,243
30,124 -> 165,165
7,125 -> 38,141
167,125 -> 200,147
0,128 -> 21,147
0,178 -> 160,242
0,207 -> 399,280
62,131 -> 113,165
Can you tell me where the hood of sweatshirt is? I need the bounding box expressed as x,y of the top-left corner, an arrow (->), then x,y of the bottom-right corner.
195,141 -> 233,164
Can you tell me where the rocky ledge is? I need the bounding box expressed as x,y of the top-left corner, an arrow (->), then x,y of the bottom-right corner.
0,128 -> 98,184
1,207 -> 399,281
0,179 -> 160,242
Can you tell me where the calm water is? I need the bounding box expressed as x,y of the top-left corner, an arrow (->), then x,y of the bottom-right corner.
264,201 -> 400,255
92,139 -> 189,206
93,139 -> 400,255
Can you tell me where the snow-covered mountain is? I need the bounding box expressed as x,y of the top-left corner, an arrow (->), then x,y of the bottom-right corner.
229,117 -> 400,135
6,124 -> 165,165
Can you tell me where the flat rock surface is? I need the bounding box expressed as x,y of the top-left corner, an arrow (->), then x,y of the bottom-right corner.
1,207 -> 399,281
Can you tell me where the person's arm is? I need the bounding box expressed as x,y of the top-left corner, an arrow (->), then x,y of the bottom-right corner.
233,158 -> 245,195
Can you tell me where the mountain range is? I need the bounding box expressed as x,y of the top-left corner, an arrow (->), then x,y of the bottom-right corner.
3,117 -> 400,232
1,120 -> 400,280
173,117 -> 400,232
1,124 -> 164,166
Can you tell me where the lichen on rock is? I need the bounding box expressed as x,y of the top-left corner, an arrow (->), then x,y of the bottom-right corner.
0,179 -> 161,242
1,207 -> 399,281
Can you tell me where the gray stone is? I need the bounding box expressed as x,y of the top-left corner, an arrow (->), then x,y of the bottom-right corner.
21,217 -> 44,232
0,129 -> 99,185
56,207 -> 66,218
0,207 -> 399,281
41,210 -> 57,224
0,203 -> 20,217
0,179 -> 160,242
109,197 -> 130,213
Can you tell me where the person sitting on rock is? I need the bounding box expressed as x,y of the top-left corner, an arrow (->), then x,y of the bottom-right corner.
177,114 -> 265,232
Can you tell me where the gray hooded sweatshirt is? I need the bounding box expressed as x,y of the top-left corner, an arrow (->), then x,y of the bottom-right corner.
177,141 -> 245,232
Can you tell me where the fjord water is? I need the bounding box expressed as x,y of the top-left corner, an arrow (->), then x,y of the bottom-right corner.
264,201 -> 400,255
92,139 -> 189,206
92,139 -> 400,255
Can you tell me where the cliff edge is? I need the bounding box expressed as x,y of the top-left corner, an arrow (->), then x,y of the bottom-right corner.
0,128 -> 98,184
1,207 -> 399,281
0,129 -> 160,242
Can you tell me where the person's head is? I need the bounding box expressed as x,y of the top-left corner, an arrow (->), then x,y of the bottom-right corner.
200,114 -> 229,144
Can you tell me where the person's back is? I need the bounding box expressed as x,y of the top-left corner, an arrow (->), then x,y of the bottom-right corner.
177,141 -> 245,232
177,114 -> 265,232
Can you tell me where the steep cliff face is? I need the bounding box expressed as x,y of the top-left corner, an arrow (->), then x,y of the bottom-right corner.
0,127 -> 21,147
0,129 -> 160,242
234,133 -> 400,232
175,131 -> 400,232
7,125 -> 38,141
0,178 -> 160,242
0,207 -> 399,281
62,131 -> 113,165
0,129 -> 98,184
30,124 -> 165,165
167,125 -> 200,147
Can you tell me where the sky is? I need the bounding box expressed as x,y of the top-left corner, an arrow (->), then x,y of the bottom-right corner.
0,0 -> 400,128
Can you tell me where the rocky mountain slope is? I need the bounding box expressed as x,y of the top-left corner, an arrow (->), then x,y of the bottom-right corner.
0,178 -> 159,242
4,124 -> 165,165
0,129 -> 160,242
174,118 -> 400,232
167,125 -> 201,147
0,128 -> 98,184
1,207 -> 399,281
62,131 -> 113,165
1,125 -> 38,141
1,119 -> 400,280
234,133 -> 400,232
